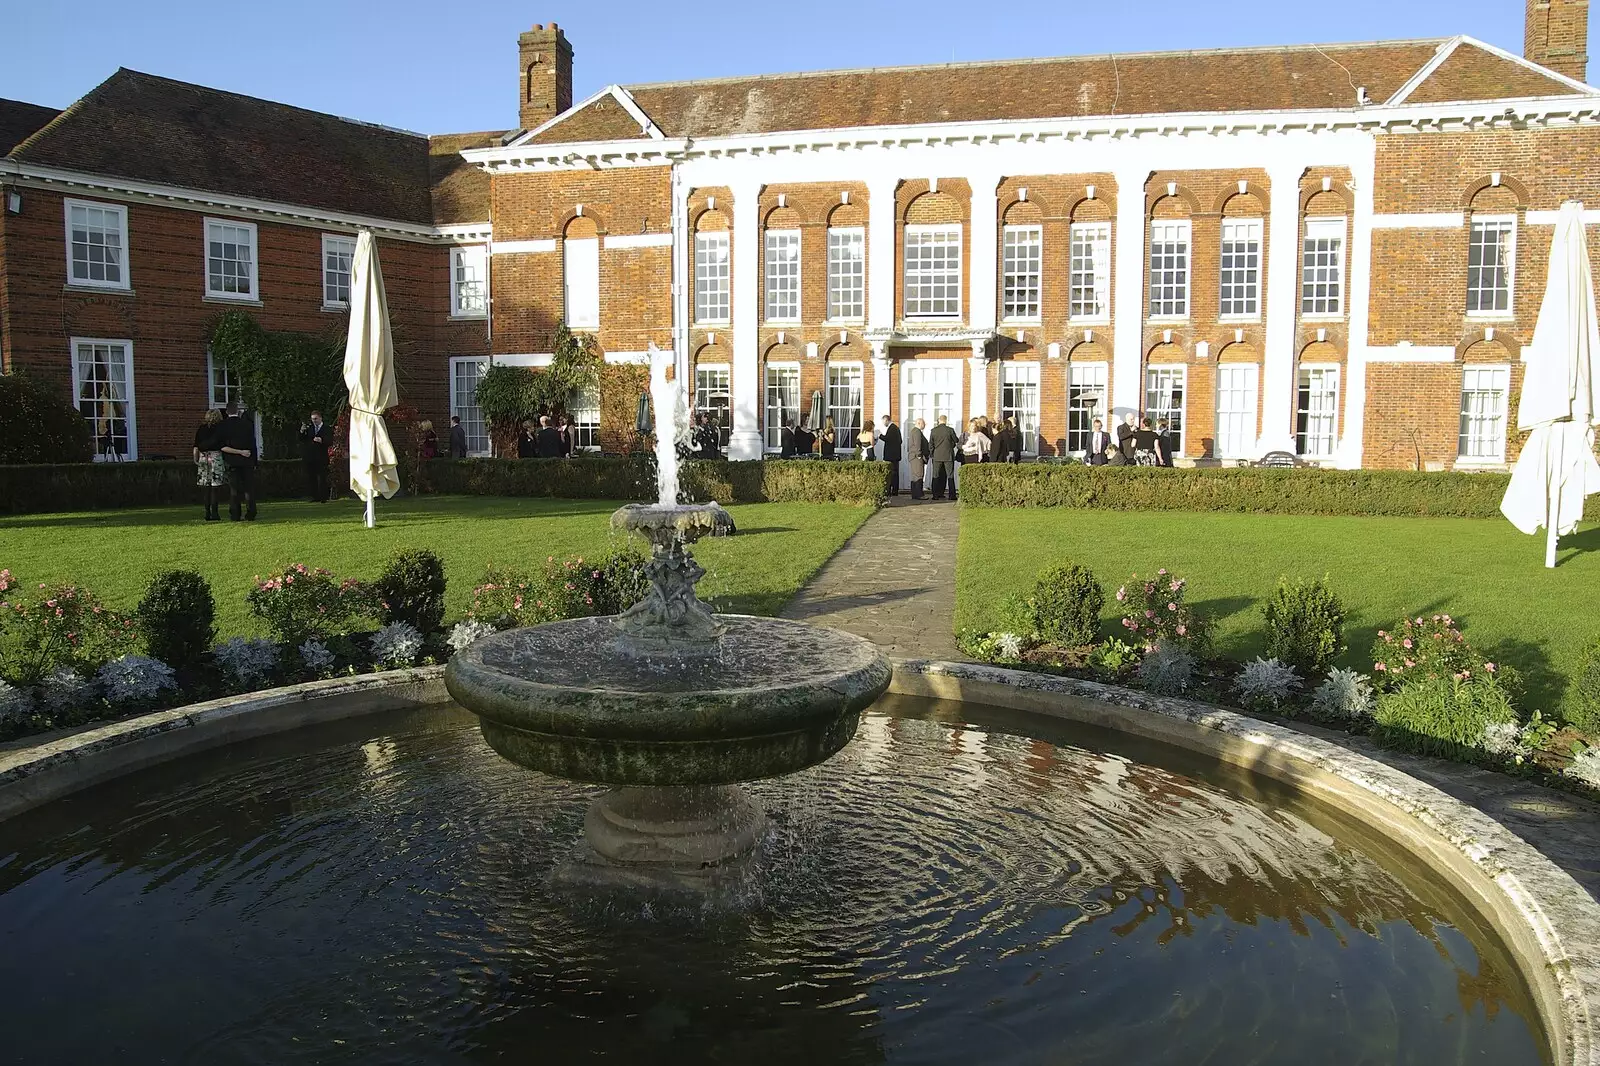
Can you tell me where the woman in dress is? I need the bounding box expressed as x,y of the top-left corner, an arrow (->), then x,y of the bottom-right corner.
517,420 -> 538,458
961,418 -> 992,463
820,416 -> 837,460
192,409 -> 228,521
418,420 -> 439,460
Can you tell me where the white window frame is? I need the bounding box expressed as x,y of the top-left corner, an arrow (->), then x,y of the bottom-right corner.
1295,364 -> 1340,460
449,355 -> 491,456
694,231 -> 731,325
1218,218 -> 1263,321
826,226 -> 865,323
764,362 -> 802,453
321,234 -> 355,309
903,224 -> 963,319
71,337 -> 137,461
1301,218 -> 1347,320
1000,361 -> 1041,454
569,383 -> 601,452
1144,365 -> 1187,455
1459,364 -> 1511,464
1067,361 -> 1109,455
63,198 -> 130,291
1213,362 -> 1260,460
450,245 -> 488,319
764,229 -> 802,323
1148,220 -> 1191,320
695,364 -> 732,447
1466,215 -> 1517,320
826,361 -> 865,446
1001,224 -> 1042,323
1069,222 -> 1111,324
203,217 -> 259,301
205,348 -> 242,411
563,236 -> 600,330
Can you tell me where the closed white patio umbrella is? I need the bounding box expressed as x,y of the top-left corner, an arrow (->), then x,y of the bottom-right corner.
1501,200 -> 1600,567
343,230 -> 401,528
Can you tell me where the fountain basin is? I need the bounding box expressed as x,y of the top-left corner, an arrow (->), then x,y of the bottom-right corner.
443,615 -> 891,787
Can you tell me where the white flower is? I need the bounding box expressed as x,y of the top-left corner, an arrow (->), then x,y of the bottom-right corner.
370,622 -> 424,667
447,619 -> 497,653
1310,668 -> 1375,721
1138,641 -> 1195,696
994,632 -> 1025,662
0,679 -> 32,723
212,637 -> 279,685
299,638 -> 337,673
1236,657 -> 1302,712
1479,721 -> 1527,758
96,654 -> 178,704
1565,747 -> 1600,790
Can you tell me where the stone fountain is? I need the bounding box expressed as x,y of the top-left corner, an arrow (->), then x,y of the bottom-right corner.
445,347 -> 890,898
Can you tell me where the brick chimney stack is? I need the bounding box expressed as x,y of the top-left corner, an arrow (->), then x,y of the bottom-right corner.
518,22 -> 574,131
1525,0 -> 1590,83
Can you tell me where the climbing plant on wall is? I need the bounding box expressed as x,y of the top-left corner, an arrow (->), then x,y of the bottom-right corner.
208,311 -> 348,429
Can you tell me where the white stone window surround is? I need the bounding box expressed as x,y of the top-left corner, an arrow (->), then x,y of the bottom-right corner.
64,198 -> 130,290
321,233 -> 356,309
1301,217 -> 1347,320
903,223 -> 963,319
71,336 -> 137,461
764,228 -> 802,323
206,347 -> 242,410
451,244 -> 488,319
1466,214 -> 1517,320
203,217 -> 259,301
1000,224 -> 1042,323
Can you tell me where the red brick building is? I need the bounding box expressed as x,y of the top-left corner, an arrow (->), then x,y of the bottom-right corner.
4,2 -> 1600,476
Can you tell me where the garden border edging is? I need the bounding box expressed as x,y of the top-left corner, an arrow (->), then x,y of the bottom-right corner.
890,659 -> 1600,1066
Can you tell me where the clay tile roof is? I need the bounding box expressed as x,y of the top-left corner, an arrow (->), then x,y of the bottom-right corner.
7,68 -> 436,224
505,37 -> 1589,146
0,98 -> 60,155
1402,39 -> 1586,104
429,131 -> 504,225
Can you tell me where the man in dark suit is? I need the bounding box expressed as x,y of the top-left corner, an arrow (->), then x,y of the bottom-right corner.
1114,412 -> 1138,465
300,410 -> 331,503
927,414 -> 960,500
878,414 -> 903,495
1086,418 -> 1111,466
780,420 -> 797,458
448,415 -> 468,458
907,418 -> 930,499
536,415 -> 564,458
1156,419 -> 1177,467
219,404 -> 258,521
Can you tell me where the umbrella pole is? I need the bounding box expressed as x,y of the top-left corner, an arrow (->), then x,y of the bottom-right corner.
1547,525 -> 1558,568
365,493 -> 376,529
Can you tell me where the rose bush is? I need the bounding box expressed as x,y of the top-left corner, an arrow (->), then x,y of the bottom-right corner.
1114,569 -> 1208,652
246,564 -> 369,645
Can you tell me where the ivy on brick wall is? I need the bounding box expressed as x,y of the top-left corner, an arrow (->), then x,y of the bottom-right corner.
476,321 -> 602,451
208,310 -> 347,429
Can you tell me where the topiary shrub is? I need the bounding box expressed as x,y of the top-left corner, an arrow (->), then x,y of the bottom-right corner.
1027,562 -> 1103,646
0,372 -> 93,464
1372,674 -> 1519,761
1260,576 -> 1346,678
373,548 -> 447,634
1565,635 -> 1600,734
137,570 -> 216,668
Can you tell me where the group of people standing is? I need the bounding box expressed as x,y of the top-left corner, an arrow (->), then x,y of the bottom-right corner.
191,404 -> 266,521
515,415 -> 576,459
1080,412 -> 1179,467
900,413 -> 1024,500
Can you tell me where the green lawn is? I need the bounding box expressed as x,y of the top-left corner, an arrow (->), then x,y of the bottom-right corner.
956,507 -> 1600,713
0,496 -> 875,638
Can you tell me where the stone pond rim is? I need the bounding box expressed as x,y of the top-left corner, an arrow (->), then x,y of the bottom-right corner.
443,615 -> 893,787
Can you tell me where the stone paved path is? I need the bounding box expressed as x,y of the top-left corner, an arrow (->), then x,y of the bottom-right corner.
781,496 -> 962,661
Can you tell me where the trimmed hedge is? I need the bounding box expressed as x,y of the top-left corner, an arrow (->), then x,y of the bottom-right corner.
0,460 -> 350,514
0,457 -> 887,514
955,463 -> 1600,520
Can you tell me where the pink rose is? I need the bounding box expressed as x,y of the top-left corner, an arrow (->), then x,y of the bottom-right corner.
1374,663 -> 1386,671
1145,610 -> 1155,619
1176,625 -> 1187,636
1401,638 -> 1412,649
1167,603 -> 1177,611
1485,662 -> 1496,673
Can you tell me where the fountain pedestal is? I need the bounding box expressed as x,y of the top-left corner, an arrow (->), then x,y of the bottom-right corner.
443,502 -> 891,904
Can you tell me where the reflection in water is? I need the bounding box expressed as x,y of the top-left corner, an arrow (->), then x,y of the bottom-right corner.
0,703 -> 1547,1066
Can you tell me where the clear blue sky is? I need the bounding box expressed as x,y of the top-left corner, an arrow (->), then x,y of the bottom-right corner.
6,0 -> 1590,134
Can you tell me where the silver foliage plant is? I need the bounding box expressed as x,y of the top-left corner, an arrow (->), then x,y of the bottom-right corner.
447,619 -> 497,653
212,637 -> 280,686
1565,747 -> 1600,790
1137,641 -> 1195,696
96,655 -> 178,704
1479,721 -> 1528,759
1235,657 -> 1302,712
299,638 -> 337,673
39,667 -> 95,712
1310,668 -> 1376,721
371,622 -> 424,667
0,679 -> 33,723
